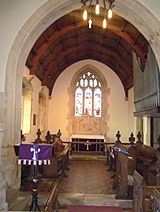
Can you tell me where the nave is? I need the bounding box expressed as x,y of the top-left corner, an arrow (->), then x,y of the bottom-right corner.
58,158 -> 132,211
7,155 -> 132,212
7,128 -> 160,212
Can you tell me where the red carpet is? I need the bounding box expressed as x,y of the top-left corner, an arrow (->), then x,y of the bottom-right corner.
68,205 -> 123,212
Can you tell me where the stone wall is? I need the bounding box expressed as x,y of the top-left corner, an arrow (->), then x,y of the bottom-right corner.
0,124 -> 9,210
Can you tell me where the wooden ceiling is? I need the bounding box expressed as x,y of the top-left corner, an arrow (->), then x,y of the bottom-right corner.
26,8 -> 148,96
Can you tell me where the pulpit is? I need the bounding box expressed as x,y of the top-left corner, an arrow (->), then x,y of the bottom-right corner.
70,134 -> 105,153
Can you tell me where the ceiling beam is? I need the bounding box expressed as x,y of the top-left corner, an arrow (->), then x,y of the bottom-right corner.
41,44 -> 132,94
27,20 -> 146,75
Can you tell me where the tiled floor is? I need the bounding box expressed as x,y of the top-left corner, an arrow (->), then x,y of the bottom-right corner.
57,158 -> 133,211
60,160 -> 114,194
8,155 -> 133,211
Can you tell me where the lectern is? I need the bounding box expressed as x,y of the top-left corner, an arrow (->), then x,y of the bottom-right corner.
17,143 -> 51,211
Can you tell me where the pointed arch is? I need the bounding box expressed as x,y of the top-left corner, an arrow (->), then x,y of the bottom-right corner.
3,0 -> 160,190
5,0 -> 160,143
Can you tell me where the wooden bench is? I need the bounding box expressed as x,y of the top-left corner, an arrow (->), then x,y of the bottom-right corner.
42,129 -> 70,178
133,170 -> 160,212
133,132 -> 160,186
44,182 -> 61,212
19,129 -> 70,181
113,144 -> 136,199
107,131 -> 135,174
110,131 -> 160,200
109,132 -> 137,199
152,189 -> 160,212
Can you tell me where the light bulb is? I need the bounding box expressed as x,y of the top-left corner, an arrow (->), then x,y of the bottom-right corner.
83,9 -> 88,21
95,3 -> 100,15
88,18 -> 92,29
108,9 -> 112,19
102,18 -> 107,29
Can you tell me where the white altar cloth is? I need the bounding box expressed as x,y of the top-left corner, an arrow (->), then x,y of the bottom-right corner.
70,134 -> 105,141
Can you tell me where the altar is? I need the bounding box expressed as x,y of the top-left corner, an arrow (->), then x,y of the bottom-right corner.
70,134 -> 105,153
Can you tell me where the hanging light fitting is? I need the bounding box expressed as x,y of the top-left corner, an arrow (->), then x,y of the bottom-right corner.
82,0 -> 115,29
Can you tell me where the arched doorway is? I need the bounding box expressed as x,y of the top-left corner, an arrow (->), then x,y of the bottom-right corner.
3,0 -> 160,195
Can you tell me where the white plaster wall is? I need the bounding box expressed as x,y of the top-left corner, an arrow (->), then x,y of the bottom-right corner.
0,0 -> 47,92
48,59 -> 134,142
23,67 -> 49,143
128,88 -> 136,135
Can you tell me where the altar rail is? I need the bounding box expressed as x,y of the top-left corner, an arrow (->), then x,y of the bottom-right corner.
70,135 -> 105,154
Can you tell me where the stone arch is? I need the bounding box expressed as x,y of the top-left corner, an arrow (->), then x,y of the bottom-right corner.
5,0 -> 160,141
4,0 -> 160,188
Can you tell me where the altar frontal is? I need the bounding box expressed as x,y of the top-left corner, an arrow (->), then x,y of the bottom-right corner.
18,144 -> 51,165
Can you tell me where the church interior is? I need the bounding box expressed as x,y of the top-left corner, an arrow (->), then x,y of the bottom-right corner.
1,0 -> 160,211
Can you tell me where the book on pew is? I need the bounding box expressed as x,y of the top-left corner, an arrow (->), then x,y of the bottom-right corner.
113,146 -> 129,155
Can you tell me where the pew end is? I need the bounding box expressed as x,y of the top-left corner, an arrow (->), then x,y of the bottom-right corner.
133,170 -> 160,212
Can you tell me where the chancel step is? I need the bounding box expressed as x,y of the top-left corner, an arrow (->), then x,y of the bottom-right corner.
58,193 -> 133,209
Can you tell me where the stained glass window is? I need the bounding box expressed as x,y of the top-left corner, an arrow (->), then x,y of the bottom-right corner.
74,71 -> 102,117
94,88 -> 101,117
84,88 -> 92,115
75,88 -> 83,116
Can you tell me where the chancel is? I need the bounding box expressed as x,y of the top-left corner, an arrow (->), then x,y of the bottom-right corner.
1,0 -> 160,211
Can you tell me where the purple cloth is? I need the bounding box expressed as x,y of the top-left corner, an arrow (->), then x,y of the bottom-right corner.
19,144 -> 51,160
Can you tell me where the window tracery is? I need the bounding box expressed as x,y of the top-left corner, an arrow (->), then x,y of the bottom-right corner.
74,71 -> 102,117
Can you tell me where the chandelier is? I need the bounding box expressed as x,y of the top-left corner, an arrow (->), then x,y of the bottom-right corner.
82,0 -> 115,29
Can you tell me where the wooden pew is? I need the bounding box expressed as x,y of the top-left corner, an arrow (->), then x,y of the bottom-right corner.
114,146 -> 129,199
107,131 -> 136,174
111,132 -> 137,199
45,130 -> 55,144
133,170 -> 160,212
52,129 -> 70,177
44,178 -> 62,212
135,133 -> 160,186
152,189 -> 160,212
112,130 -> 160,196
19,129 -> 69,179
107,130 -> 160,201
115,139 -> 137,199
106,131 -> 122,173
42,129 -> 70,178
